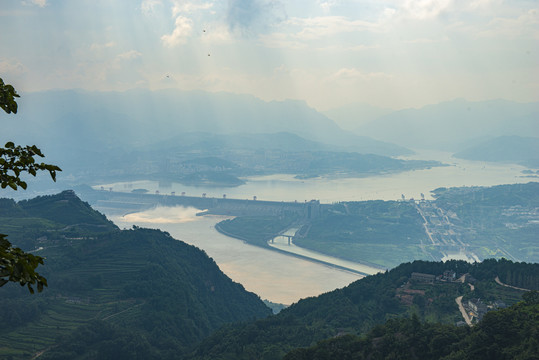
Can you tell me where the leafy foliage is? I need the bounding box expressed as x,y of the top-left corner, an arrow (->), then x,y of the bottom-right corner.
0,142 -> 61,191
0,77 -> 19,114
0,77 -> 60,293
0,234 -> 47,293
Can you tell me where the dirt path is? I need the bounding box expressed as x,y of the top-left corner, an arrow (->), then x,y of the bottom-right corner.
495,276 -> 530,292
455,296 -> 473,326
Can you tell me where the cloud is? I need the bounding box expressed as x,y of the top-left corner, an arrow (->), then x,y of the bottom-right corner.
90,41 -> 116,51
141,0 -> 163,16
329,68 -> 392,82
0,58 -> 27,76
289,16 -> 380,40
383,0 -> 499,21
116,50 -> 143,61
31,0 -> 47,7
161,16 -> 194,47
319,0 -> 338,13
478,8 -> 539,38
259,33 -> 308,49
172,1 -> 213,16
227,0 -> 287,36
398,0 -> 452,20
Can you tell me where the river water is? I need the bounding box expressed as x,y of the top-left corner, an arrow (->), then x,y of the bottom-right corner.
105,209 -> 362,305
97,150 -> 530,203
97,151 -> 533,305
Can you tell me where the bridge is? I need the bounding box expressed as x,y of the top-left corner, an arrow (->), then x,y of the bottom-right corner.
270,234 -> 294,245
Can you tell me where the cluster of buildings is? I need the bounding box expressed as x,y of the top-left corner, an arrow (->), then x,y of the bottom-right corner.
409,270 -> 506,323
410,270 -> 460,284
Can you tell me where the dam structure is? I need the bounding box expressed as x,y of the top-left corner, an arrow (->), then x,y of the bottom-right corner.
77,186 -> 327,219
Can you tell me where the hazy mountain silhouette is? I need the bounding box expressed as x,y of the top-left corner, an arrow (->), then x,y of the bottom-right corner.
453,135 -> 539,167
8,89 -> 409,157
357,99 -> 539,151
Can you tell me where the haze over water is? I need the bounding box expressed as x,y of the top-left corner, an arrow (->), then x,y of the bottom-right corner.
97,153 -> 531,304
98,150 -> 529,203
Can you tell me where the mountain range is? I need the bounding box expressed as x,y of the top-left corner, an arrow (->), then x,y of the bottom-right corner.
324,99 -> 539,153
454,135 -> 539,168
6,89 -> 408,158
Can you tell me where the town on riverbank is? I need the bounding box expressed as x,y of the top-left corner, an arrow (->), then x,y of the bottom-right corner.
76,182 -> 539,271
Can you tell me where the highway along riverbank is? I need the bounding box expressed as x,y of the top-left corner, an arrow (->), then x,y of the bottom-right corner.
268,227 -> 385,276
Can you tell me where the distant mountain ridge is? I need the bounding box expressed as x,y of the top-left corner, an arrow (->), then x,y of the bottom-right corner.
453,135 -> 539,167
356,99 -> 539,151
7,88 -> 409,157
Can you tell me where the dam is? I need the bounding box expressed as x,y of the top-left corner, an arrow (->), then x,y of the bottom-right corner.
76,186 -> 328,219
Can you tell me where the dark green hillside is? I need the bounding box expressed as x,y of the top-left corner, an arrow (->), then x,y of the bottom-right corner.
0,198 -> 26,217
191,259 -> 538,360
285,292 -> 539,360
0,190 -> 117,250
0,193 -> 271,359
18,190 -> 116,228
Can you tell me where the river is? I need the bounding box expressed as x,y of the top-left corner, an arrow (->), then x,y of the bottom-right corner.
96,151 -> 532,304
96,150 -> 530,203
104,208 -> 361,305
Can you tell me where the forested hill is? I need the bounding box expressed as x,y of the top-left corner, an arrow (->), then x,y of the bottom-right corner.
284,292 -> 539,360
0,192 -> 271,359
190,259 -> 539,360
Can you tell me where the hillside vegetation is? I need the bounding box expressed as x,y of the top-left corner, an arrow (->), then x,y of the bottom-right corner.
190,259 -> 538,360
285,292 -> 539,360
0,192 -> 271,359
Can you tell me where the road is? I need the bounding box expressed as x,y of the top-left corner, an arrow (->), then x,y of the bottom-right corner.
455,296 -> 473,326
495,276 -> 530,292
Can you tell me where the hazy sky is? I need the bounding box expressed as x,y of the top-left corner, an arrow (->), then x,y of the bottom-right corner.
1,0 -> 537,110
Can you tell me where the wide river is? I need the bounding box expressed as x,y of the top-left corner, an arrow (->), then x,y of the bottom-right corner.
98,150 -> 531,202
97,150 -> 534,305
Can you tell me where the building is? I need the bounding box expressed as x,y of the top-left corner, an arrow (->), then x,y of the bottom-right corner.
468,298 -> 488,320
411,272 -> 435,284
442,270 -> 457,281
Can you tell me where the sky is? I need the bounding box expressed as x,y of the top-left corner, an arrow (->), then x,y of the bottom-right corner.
1,0 -> 538,110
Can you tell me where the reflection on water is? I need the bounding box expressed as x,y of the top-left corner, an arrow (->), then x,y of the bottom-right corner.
103,206 -> 361,305
122,206 -> 202,224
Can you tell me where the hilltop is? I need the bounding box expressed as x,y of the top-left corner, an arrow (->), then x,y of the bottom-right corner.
0,192 -> 271,359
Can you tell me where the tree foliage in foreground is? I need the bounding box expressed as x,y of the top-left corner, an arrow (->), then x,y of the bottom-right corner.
0,76 -> 61,293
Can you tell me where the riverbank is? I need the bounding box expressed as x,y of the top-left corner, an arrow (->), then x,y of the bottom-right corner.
215,221 -> 382,276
